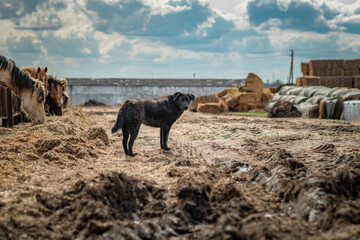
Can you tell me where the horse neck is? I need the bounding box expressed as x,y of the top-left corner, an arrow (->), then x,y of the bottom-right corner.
0,70 -> 30,100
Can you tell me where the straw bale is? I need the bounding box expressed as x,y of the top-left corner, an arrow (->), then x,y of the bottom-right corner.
296,102 -> 319,118
286,86 -> 304,96
267,101 -> 301,118
331,88 -> 352,97
268,87 -> 277,94
294,96 -> 308,104
326,87 -> 340,97
265,102 -> 276,112
217,87 -> 237,98
301,63 -> 309,76
218,87 -> 241,109
261,91 -> 274,104
311,86 -> 332,96
298,77 -> 321,86
278,95 -> 298,103
233,104 -> 250,112
344,69 -> 352,76
245,103 -> 263,110
189,94 -> 219,112
331,68 -> 344,76
197,102 -> 228,114
303,87 -> 322,98
243,73 -> 264,96
353,76 -> 360,89
238,92 -> 260,104
351,69 -> 360,75
319,98 -> 344,119
344,59 -> 360,69
271,93 -> 282,102
305,95 -> 325,104
278,85 -> 298,95
296,77 -> 303,86
341,89 -> 360,100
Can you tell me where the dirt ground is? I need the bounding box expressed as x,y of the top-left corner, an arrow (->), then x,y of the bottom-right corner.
0,105 -> 359,240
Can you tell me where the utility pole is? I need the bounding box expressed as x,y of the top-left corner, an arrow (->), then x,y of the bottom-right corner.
288,49 -> 294,84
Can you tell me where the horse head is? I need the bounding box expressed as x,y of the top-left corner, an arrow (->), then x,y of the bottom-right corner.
36,67 -> 48,94
48,77 -> 67,107
22,80 -> 46,123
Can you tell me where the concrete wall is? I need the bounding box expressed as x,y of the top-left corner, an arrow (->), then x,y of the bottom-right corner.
67,78 -> 244,106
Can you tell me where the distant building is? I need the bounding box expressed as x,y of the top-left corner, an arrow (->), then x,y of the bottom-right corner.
297,59 -> 360,88
67,78 -> 245,106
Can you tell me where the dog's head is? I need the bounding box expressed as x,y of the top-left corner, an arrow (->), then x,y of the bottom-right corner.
172,92 -> 195,111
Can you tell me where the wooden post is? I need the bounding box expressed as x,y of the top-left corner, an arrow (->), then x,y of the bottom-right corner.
6,88 -> 13,128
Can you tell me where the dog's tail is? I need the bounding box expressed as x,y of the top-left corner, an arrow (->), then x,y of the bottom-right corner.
111,101 -> 128,133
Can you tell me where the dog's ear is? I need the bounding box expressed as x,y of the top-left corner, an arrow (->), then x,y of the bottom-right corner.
187,93 -> 195,101
173,92 -> 182,101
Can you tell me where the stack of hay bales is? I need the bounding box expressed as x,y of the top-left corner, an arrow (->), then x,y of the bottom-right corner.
189,73 -> 274,114
266,85 -> 360,119
297,59 -> 360,88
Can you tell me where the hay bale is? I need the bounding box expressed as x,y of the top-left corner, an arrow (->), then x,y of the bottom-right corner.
301,63 -> 309,76
238,92 -> 260,104
296,102 -> 319,118
278,85 -> 298,95
197,102 -> 228,114
305,95 -> 325,105
296,77 -> 303,86
278,95 -> 298,103
341,89 -> 360,101
217,86 -> 242,98
353,76 -> 360,89
319,98 -> 344,119
189,94 -> 219,112
261,91 -> 274,104
331,88 -> 353,98
268,87 -> 277,94
218,87 -> 241,110
233,104 -> 250,112
268,101 -> 301,118
286,86 -> 304,95
243,73 -> 264,96
312,86 -> 333,97
303,86 -> 322,98
265,102 -> 276,112
294,96 -> 308,105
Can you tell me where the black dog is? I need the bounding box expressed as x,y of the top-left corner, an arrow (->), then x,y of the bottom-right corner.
112,92 -> 195,156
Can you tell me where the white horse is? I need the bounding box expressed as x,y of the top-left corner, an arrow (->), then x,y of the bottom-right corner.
0,55 -> 46,123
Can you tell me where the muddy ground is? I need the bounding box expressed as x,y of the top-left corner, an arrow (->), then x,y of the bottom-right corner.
0,105 -> 359,240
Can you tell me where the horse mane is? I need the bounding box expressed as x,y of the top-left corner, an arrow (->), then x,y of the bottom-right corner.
0,55 -> 36,93
48,75 -> 61,90
48,75 -> 67,91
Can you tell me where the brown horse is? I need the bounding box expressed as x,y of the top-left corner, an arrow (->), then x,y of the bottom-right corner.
0,55 -> 46,123
45,76 -> 70,116
22,66 -> 48,94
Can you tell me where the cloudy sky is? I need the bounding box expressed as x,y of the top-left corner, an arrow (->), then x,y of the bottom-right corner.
0,0 -> 359,82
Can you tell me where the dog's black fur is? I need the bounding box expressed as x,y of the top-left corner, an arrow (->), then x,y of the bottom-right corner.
112,92 -> 195,156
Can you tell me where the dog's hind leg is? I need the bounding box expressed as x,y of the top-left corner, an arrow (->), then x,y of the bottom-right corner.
160,127 -> 164,149
122,127 -> 129,155
128,123 -> 141,156
161,125 -> 171,150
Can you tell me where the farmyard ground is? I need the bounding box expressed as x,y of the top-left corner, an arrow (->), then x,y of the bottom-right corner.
0,105 -> 359,239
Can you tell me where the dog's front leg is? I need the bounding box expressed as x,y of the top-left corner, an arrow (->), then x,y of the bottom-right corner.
161,124 -> 171,150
